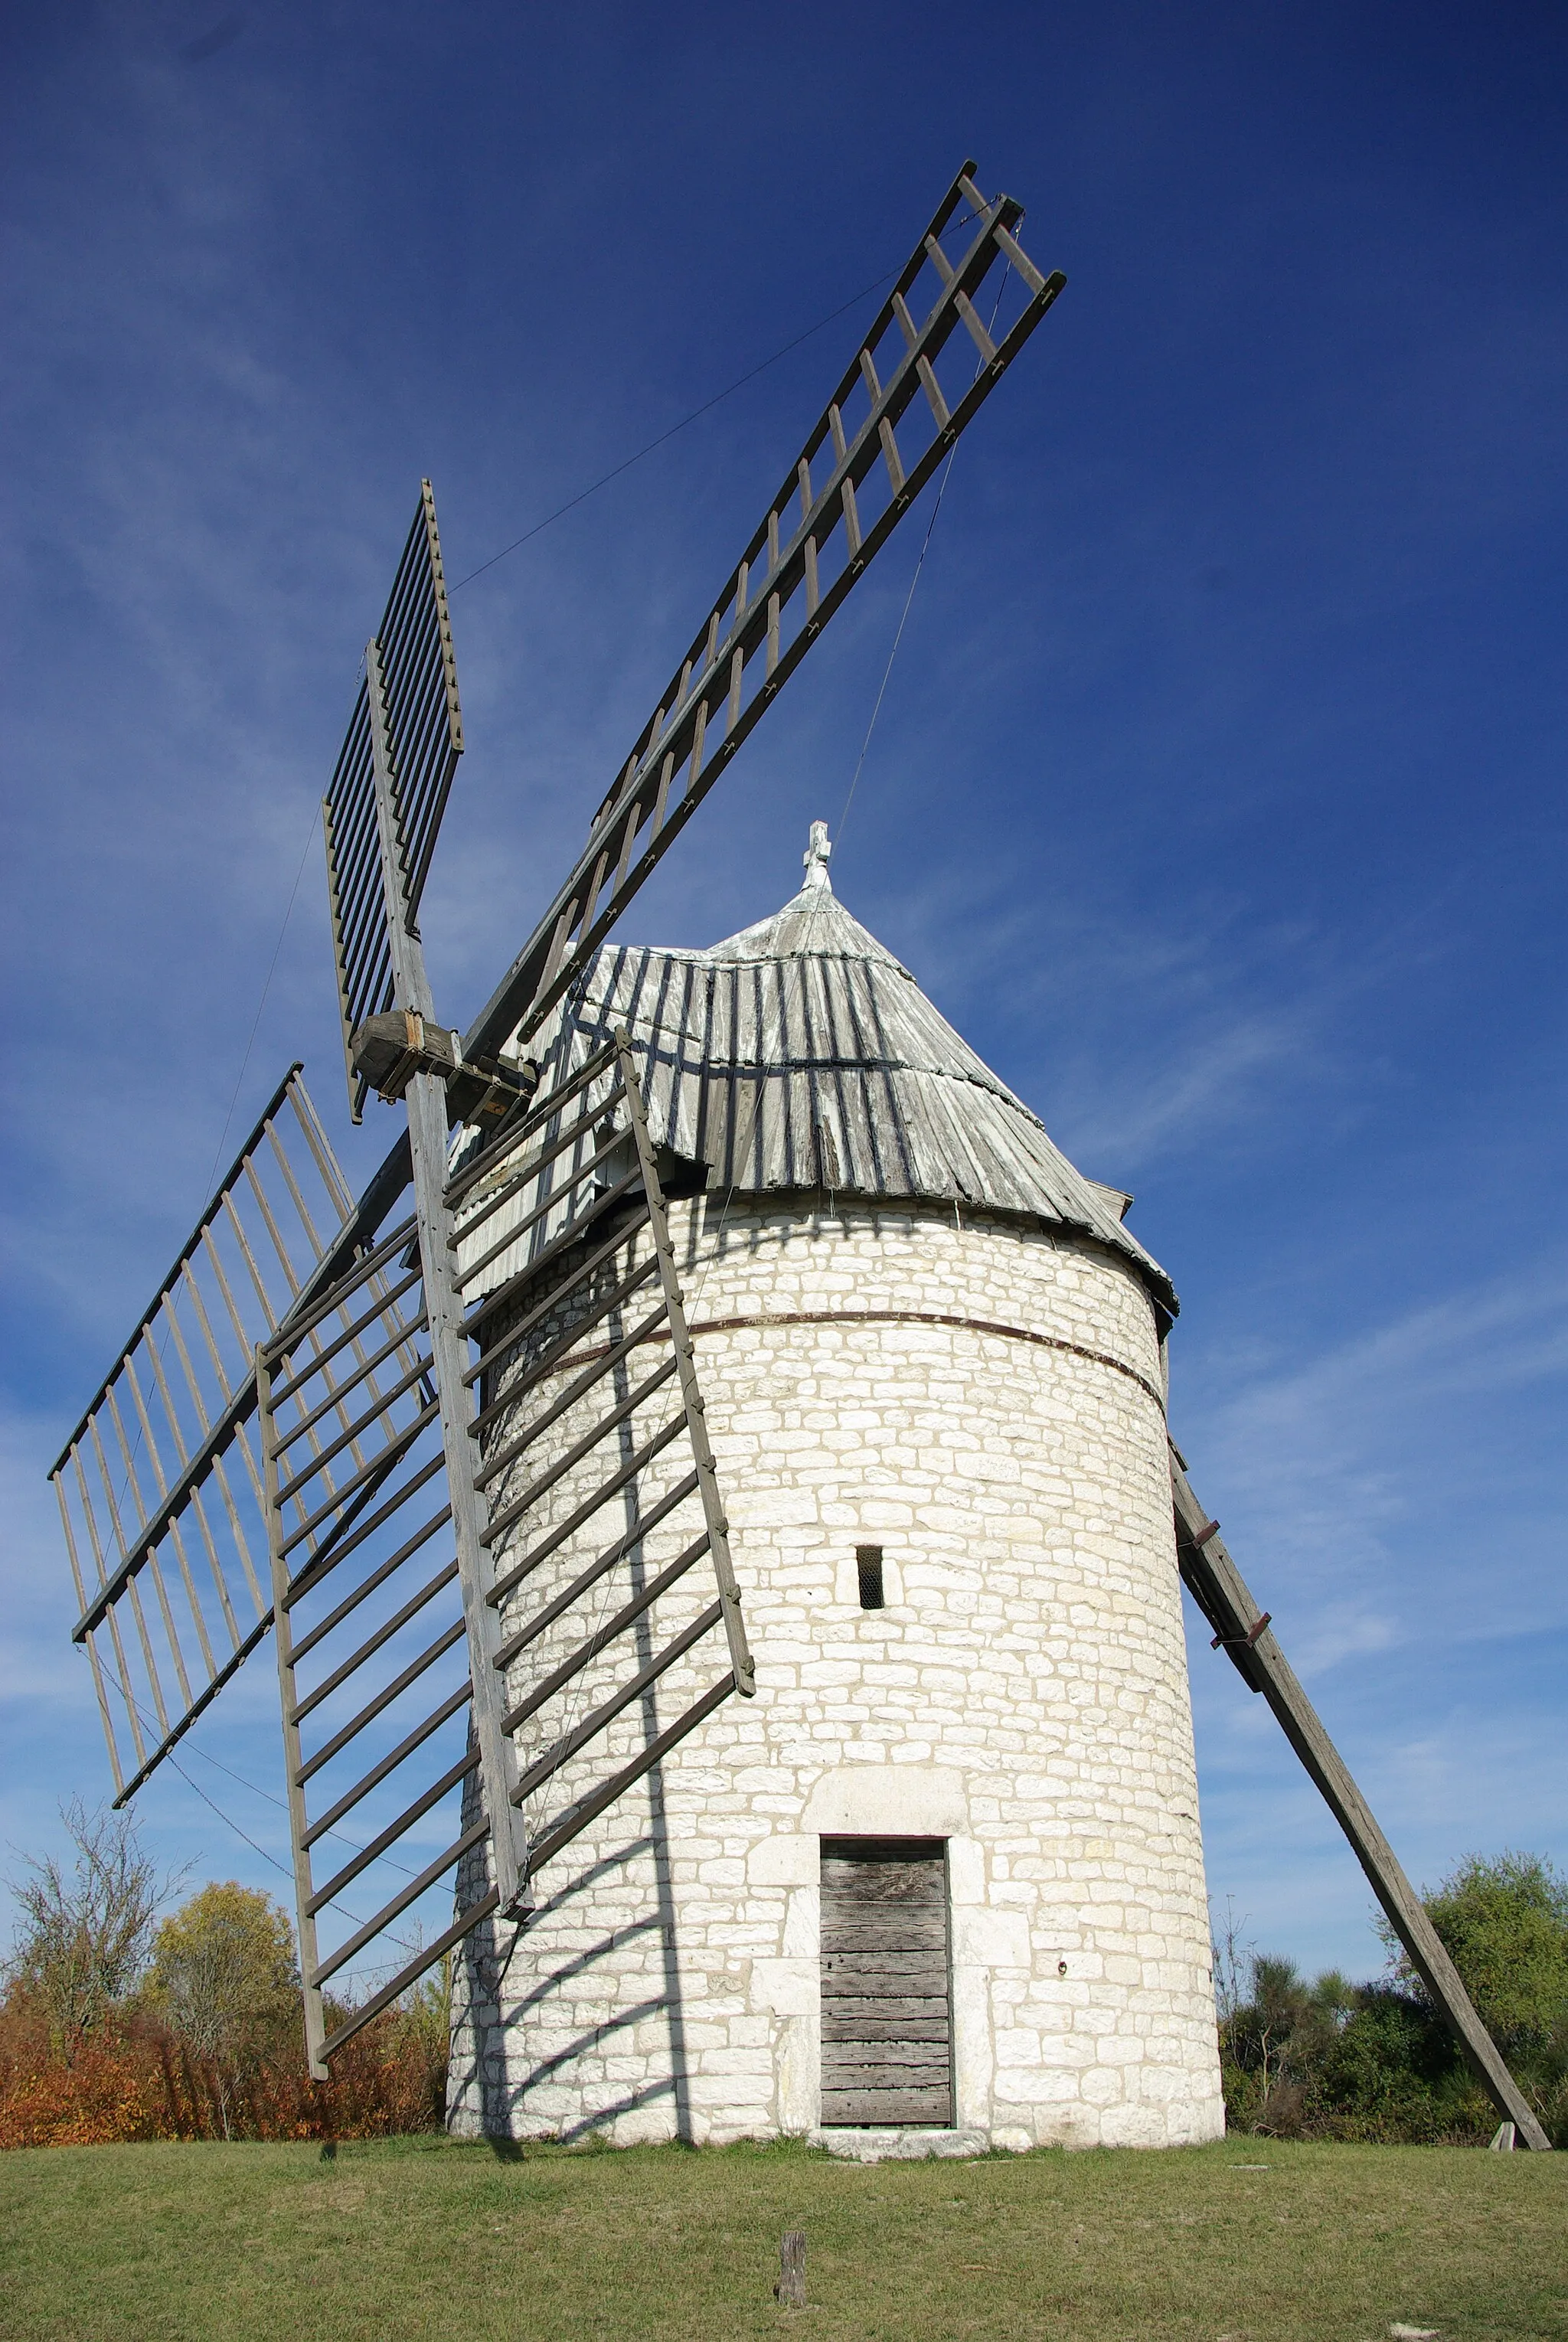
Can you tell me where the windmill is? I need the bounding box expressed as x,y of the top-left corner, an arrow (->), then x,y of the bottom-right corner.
50,162 -> 1550,2151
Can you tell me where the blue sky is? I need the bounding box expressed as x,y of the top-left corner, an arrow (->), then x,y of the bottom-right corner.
2,1 -> 1564,1986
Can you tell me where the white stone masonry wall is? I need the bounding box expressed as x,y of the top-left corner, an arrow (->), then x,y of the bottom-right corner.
447,1197 -> 1224,2150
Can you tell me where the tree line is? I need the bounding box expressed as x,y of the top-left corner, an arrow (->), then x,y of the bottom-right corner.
5,1807 -> 1565,2149
1,1802 -> 447,2148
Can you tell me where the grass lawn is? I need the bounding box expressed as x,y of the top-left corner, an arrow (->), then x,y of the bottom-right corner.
1,2135 -> 1563,2342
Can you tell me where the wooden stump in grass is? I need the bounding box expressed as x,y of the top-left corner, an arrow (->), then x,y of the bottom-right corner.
776,2230 -> 806,2308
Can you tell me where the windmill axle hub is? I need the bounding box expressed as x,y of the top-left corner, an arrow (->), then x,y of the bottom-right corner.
350,1008 -> 537,1129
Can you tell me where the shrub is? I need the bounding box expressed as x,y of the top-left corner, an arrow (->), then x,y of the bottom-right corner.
0,1981 -> 449,2148
2,1801 -> 178,2065
1218,1850 -> 1568,2147
2,1809 -> 453,2150
1381,1851 -> 1568,2146
147,1883 -> 300,2139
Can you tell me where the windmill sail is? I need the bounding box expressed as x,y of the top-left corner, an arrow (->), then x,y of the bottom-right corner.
324,479 -> 463,1119
254,1204 -> 478,2073
452,1031 -> 753,1857
256,1034 -> 752,2070
51,1069 -> 420,1804
465,161 -> 1064,1063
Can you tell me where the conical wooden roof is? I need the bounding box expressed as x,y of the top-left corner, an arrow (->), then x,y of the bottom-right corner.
536,850 -> 1175,1314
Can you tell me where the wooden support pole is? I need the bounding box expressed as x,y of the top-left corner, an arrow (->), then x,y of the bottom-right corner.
1171,1448 -> 1552,2151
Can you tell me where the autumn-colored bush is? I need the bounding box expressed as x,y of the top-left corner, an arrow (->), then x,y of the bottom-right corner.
0,2030 -> 163,2148
2,1812 -> 450,2149
0,1982 -> 446,2148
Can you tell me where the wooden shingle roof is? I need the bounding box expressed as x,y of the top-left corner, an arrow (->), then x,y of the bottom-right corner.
524,861 -> 1176,1315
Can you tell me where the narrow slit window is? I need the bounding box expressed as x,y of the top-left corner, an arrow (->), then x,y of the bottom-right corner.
856,1544 -> 885,1610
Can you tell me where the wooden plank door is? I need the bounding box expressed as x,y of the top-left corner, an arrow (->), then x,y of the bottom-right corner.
820,1836 -> 952,2126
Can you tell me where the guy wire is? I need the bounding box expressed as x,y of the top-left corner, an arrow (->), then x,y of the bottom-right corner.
449,196 -> 1000,592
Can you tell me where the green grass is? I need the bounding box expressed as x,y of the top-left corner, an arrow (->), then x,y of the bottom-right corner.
1,2135 -> 1563,2342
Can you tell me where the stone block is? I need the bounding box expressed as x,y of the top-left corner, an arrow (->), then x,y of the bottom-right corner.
747,1958 -> 817,2017
746,1833 -> 818,1886
952,1906 -> 1031,1968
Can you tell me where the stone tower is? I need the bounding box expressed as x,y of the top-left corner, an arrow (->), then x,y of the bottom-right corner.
447,828 -> 1224,2151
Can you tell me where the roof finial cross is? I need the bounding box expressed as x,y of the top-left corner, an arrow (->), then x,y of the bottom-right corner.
803,818 -> 832,893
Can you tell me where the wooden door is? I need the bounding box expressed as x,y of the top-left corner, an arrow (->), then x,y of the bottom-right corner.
820,1837 -> 952,2126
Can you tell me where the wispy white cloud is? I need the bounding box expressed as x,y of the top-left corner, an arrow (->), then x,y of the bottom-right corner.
843,829 -> 1479,1191
1194,1258 -> 1568,1513
1179,1249 -> 1568,1969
